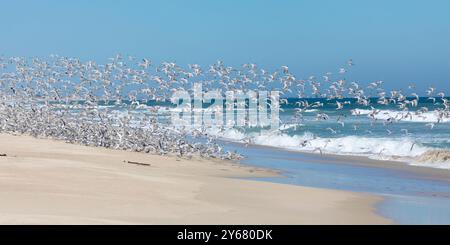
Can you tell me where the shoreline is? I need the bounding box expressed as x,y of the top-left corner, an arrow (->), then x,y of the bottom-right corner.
223,141 -> 450,224
227,141 -> 450,183
0,133 -> 390,224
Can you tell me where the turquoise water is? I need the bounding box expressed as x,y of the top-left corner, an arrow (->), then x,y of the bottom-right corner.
279,98 -> 450,147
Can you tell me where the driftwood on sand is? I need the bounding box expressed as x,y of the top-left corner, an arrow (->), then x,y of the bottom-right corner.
124,160 -> 151,167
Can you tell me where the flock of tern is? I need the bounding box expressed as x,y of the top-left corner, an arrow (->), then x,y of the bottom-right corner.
0,55 -> 448,159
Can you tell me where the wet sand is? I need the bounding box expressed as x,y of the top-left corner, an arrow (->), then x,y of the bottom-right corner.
0,133 -> 390,224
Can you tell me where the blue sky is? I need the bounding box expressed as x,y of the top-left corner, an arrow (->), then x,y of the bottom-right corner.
1,0 -> 449,93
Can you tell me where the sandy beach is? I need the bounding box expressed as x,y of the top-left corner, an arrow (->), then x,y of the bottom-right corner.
0,133 -> 390,224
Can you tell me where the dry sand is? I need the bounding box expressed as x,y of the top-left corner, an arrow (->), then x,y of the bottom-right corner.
0,133 -> 390,224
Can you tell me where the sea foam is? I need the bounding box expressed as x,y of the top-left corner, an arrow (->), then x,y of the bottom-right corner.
352,109 -> 450,123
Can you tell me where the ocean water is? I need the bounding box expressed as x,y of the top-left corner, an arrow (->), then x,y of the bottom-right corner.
227,98 -> 449,168
129,97 -> 450,169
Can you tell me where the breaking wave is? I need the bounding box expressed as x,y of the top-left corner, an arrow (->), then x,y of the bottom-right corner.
204,127 -> 450,169
352,109 -> 450,123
